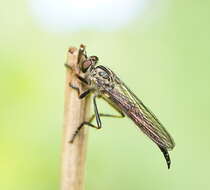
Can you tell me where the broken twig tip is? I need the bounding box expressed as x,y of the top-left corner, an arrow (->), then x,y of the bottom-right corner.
68,47 -> 77,54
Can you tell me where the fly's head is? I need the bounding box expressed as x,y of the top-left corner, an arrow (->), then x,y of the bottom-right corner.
90,65 -> 115,90
77,45 -> 114,90
78,44 -> 98,73
80,55 -> 99,73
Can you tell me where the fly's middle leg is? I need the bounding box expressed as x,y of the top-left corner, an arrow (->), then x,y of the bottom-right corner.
69,95 -> 101,143
69,115 -> 100,143
69,95 -> 125,143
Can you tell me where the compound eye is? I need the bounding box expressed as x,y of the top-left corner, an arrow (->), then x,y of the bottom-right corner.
90,56 -> 99,63
82,60 -> 92,72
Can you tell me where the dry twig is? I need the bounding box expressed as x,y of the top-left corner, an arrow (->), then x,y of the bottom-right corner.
61,46 -> 90,190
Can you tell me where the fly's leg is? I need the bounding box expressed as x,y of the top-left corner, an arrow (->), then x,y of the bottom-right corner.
69,83 -> 80,96
75,74 -> 89,85
69,95 -> 125,143
79,89 -> 92,99
64,44 -> 87,71
64,63 -> 71,70
68,66 -> 91,97
69,95 -> 100,143
65,61 -> 89,85
69,83 -> 92,99
69,74 -> 89,91
69,115 -> 99,143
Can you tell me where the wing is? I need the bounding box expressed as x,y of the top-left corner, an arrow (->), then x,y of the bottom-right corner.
94,65 -> 175,168
103,71 -> 175,151
118,77 -> 175,150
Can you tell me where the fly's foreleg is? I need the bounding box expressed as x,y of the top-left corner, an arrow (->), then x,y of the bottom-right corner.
64,63 -> 72,70
69,83 -> 92,99
76,74 -> 89,85
65,62 -> 89,90
69,83 -> 80,96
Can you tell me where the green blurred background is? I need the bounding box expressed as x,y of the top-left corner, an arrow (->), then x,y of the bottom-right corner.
1,0 -> 210,189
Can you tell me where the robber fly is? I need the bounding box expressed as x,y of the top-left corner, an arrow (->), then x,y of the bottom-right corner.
65,45 -> 175,169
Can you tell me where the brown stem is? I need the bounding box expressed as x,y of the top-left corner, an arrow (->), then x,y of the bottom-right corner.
61,46 -> 90,190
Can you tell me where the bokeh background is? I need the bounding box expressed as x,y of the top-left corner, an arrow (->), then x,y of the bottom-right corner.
1,0 -> 210,189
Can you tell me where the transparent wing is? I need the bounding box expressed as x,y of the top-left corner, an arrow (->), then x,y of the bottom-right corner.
105,73 -> 175,151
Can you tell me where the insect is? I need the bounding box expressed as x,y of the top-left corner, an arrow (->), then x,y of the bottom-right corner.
65,45 -> 175,169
